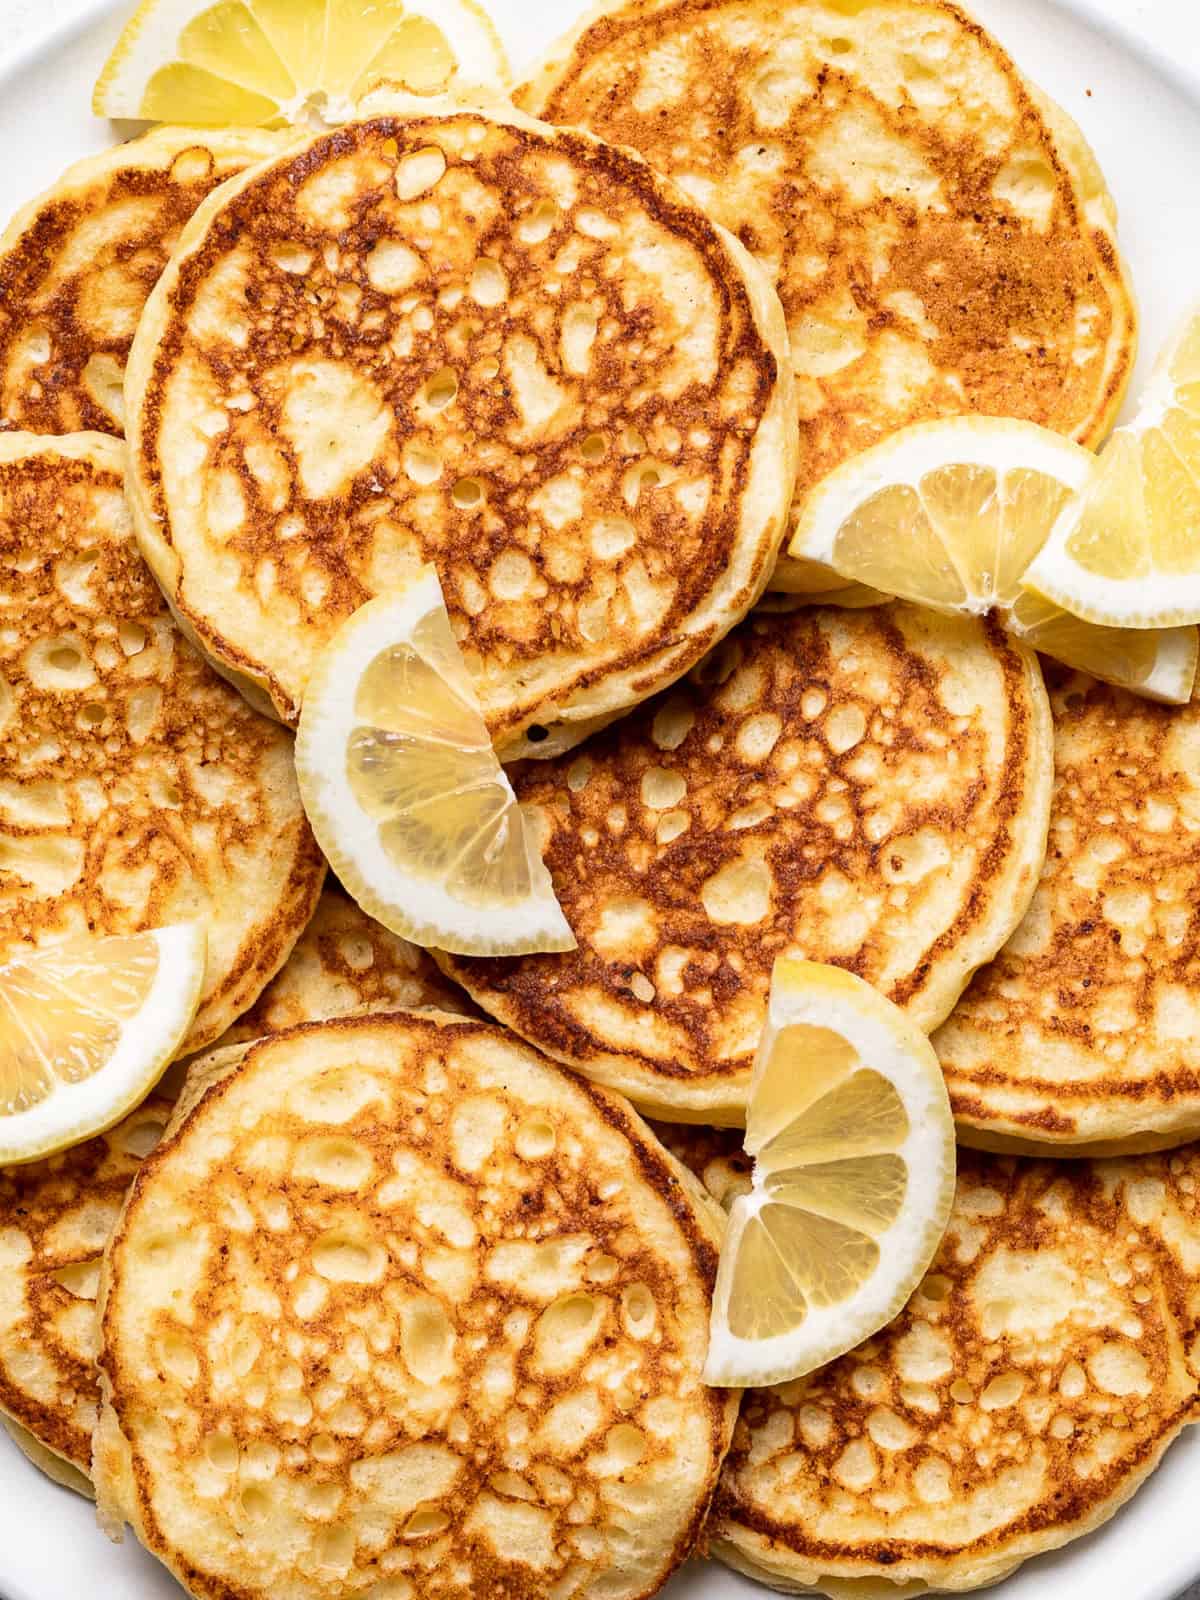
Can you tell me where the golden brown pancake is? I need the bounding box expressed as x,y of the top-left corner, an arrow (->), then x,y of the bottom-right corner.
95,1011 -> 736,1600
938,670 -> 1200,1155
0,431 -> 325,1054
211,885 -> 474,1050
442,601 -> 1053,1121
124,94 -> 796,753
0,126 -> 289,436
0,889 -> 469,1497
519,0 -> 1137,571
0,1097 -> 172,1487
710,1146 -> 1200,1592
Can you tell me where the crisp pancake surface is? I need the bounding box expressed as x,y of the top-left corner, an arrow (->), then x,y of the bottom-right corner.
520,0 -> 1136,553
211,886 -> 474,1050
443,602 -> 1053,1120
125,96 -> 796,752
0,1097 -> 171,1484
938,672 -> 1200,1154
0,891 -> 466,1495
0,431 -> 324,1052
94,1012 -> 735,1600
0,126 -> 289,437
710,1148 -> 1200,1593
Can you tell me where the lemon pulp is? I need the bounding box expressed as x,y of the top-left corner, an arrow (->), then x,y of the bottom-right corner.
728,1024 -> 910,1339
790,418 -> 1199,703
348,609 -> 541,911
295,572 -> 573,957
0,934 -> 160,1115
705,960 -> 955,1387
94,0 -> 508,125
832,462 -> 1073,612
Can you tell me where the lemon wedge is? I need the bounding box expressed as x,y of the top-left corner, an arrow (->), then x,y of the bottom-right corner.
295,568 -> 575,958
705,959 -> 955,1388
0,925 -> 205,1165
788,415 -> 1198,704
1025,303 -> 1200,629
93,0 -> 509,126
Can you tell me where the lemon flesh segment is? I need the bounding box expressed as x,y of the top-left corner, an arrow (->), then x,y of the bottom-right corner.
0,925 -> 205,1165
295,569 -> 575,958
788,414 -> 1196,701
1024,304 -> 1200,627
93,0 -> 510,126
705,958 -> 955,1388
808,428 -> 1089,614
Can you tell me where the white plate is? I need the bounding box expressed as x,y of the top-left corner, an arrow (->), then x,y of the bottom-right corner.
0,1 -> 1199,1596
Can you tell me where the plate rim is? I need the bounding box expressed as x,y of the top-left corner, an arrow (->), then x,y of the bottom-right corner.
0,3 -> 1198,1600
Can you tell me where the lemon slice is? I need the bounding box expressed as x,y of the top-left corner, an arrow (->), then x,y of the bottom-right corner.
295,568 -> 575,958
788,416 -> 1198,704
1025,303 -> 1200,628
93,0 -> 509,126
705,959 -> 955,1388
0,925 -> 205,1165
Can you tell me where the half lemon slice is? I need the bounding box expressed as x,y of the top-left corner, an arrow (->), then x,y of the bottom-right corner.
0,925 -> 205,1165
295,569 -> 575,957
788,416 -> 1198,704
1025,301 -> 1200,629
705,959 -> 955,1388
93,0 -> 509,126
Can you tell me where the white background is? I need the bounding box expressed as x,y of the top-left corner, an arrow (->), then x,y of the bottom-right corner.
1,0 -> 1200,1596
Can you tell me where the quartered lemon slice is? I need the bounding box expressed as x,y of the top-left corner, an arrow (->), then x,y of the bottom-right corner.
0,925 -> 205,1165
93,0 -> 509,126
295,569 -> 575,958
788,416 -> 1198,704
1026,301 -> 1200,629
705,960 -> 955,1388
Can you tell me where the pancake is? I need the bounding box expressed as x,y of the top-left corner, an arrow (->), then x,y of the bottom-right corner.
710,1147 -> 1200,1594
441,601 -> 1053,1122
937,670 -> 1200,1155
124,93 -> 796,755
0,126 -> 290,437
0,1097 -> 172,1490
211,886 -> 474,1050
519,0 -> 1137,577
0,890 -> 470,1498
0,431 -> 325,1053
94,1011 -> 736,1600
651,1122 -> 751,1210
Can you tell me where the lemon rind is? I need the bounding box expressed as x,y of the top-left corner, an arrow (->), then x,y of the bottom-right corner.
704,961 -> 955,1388
295,577 -> 575,959
0,924 -> 206,1166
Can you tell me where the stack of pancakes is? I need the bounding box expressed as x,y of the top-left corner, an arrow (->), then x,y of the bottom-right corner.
2,4 -> 1199,1600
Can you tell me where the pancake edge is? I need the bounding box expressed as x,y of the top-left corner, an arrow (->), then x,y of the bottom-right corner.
707,1404 -> 1196,1593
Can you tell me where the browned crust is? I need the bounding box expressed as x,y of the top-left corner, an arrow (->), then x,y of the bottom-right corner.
715,1426 -> 1188,1569
0,438 -> 326,1053
131,110 -> 787,736
711,1148 -> 1200,1576
444,603 -> 1045,1108
0,130 -> 285,437
99,1012 -> 737,1600
0,1096 -> 174,1473
938,672 -> 1200,1145
522,0 -> 1136,503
